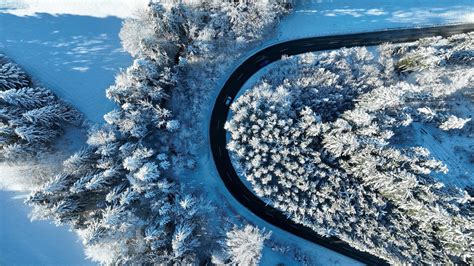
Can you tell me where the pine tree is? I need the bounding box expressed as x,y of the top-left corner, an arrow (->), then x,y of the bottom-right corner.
439,115 -> 471,130
0,58 -> 83,163
0,87 -> 55,109
224,225 -> 271,266
0,62 -> 29,91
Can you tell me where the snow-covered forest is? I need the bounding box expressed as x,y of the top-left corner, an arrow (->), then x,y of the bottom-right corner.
24,1 -> 292,264
226,33 -> 474,264
2,0 -> 473,264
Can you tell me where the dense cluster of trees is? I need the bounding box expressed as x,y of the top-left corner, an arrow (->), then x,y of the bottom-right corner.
226,33 -> 474,264
0,56 -> 82,163
167,0 -> 288,156
27,1 -> 287,264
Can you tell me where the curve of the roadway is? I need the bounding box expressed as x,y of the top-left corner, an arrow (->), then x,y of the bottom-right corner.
210,24 -> 474,265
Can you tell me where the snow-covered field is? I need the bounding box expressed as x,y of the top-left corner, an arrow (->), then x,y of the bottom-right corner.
0,191 -> 92,265
0,0 -> 149,18
0,0 -> 473,265
0,0 -> 149,123
278,0 -> 474,40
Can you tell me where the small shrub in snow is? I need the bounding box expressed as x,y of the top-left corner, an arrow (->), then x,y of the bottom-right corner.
439,115 -> 471,130
166,119 -> 180,132
213,224 -> 271,266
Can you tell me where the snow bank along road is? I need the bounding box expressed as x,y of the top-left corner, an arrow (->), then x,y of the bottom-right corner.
210,24 -> 474,265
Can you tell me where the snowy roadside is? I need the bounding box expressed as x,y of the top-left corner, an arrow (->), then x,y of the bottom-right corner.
218,0 -> 474,195
224,32 -> 473,263
174,1 -> 474,264
200,1 -> 474,264
218,0 -> 474,192
187,146 -> 362,265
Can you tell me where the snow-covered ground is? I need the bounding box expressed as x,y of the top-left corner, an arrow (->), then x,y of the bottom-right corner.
278,0 -> 474,40
0,191 -> 92,265
0,0 -> 149,18
0,0 -> 149,123
189,153 -> 362,265
218,1 -> 474,264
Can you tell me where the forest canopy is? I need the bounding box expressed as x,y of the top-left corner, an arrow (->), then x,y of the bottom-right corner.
226,33 -> 474,264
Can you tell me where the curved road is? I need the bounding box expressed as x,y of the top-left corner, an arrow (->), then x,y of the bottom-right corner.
210,24 -> 474,265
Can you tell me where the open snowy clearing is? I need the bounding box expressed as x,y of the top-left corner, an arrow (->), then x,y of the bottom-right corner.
0,1 -> 147,264
0,13 -> 127,123
0,0 -> 149,18
278,0 -> 474,40
0,191 -> 92,265
0,0 -> 150,123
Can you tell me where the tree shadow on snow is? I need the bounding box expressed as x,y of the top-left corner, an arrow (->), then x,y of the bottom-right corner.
281,0 -> 474,38
0,13 -> 132,123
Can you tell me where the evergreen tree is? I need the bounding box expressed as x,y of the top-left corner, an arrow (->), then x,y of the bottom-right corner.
0,62 -> 29,91
0,58 -> 82,163
223,225 -> 271,266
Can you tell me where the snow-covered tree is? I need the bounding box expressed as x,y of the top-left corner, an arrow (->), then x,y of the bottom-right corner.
0,57 -> 82,163
217,225 -> 271,266
0,62 -> 29,91
439,115 -> 471,131
0,87 -> 55,109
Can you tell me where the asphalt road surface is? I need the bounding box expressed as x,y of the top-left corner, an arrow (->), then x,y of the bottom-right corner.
210,24 -> 474,265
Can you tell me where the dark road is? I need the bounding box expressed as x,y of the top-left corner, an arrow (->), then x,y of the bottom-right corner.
209,24 -> 474,265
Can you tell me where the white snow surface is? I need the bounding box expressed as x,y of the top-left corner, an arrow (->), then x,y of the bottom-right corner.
0,2 -> 145,265
0,0 -> 149,19
0,191 -> 92,265
278,0 -> 474,40
188,150 -> 362,265
0,0 -> 149,123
